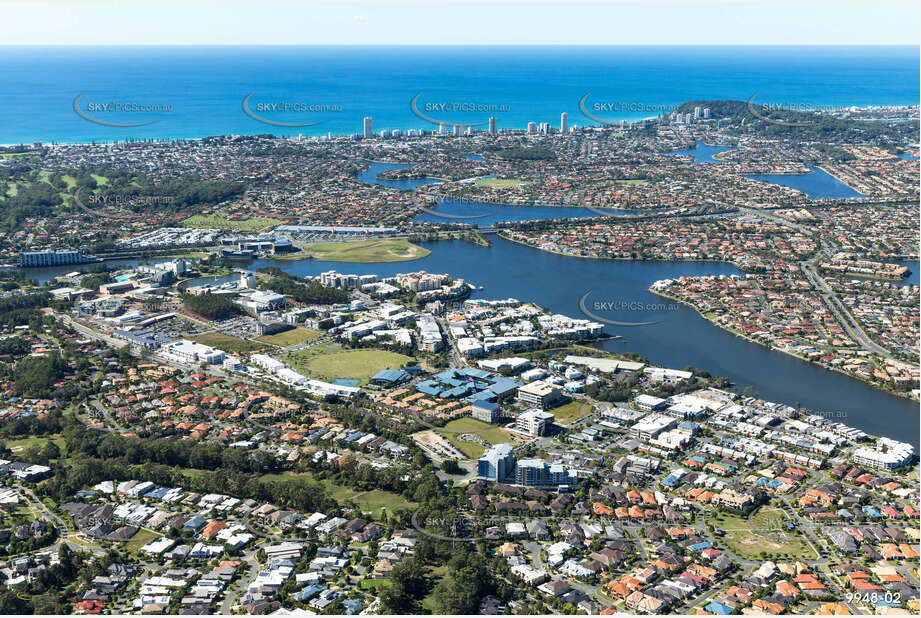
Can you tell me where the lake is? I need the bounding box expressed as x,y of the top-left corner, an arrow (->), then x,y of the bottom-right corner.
745,166 -> 865,199
248,237 -> 919,446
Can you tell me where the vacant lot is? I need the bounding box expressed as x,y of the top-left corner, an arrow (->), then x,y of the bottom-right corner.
303,238 -> 430,263
549,399 -> 592,425
262,472 -> 416,519
284,347 -> 411,385
190,332 -> 269,354
181,213 -> 283,232
707,507 -> 815,560
256,328 -> 323,347
437,417 -> 514,459
474,177 -> 530,188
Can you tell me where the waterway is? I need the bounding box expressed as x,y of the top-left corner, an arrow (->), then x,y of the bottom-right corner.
243,237 -> 919,446
662,142 -> 739,163
14,236 -> 918,444
745,166 -> 865,199
359,160 -> 656,224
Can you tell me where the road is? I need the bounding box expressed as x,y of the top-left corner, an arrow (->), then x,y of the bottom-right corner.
90,399 -> 124,432
800,257 -> 893,358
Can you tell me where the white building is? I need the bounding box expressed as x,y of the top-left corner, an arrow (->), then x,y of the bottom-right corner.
165,340 -> 225,365
516,380 -> 561,409
853,438 -> 914,470
515,409 -> 555,436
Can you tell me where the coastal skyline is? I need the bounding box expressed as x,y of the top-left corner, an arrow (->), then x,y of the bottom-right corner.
1,1 -> 919,46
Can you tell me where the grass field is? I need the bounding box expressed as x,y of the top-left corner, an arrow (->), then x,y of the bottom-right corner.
708,507 -> 815,560
190,332 -> 270,355
549,399 -> 592,425
262,472 -> 416,518
124,529 -> 159,552
301,238 -> 430,263
474,177 -> 530,188
181,213 -> 283,232
284,346 -> 411,385
437,417 -> 513,459
3,435 -> 67,455
256,328 -> 323,347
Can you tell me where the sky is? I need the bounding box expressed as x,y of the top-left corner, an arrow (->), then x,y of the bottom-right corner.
1,1 -> 918,46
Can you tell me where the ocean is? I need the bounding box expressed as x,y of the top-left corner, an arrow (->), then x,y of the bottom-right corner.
0,45 -> 917,144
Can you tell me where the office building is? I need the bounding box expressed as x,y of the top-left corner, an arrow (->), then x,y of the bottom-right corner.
515,409 -> 555,436
560,112 -> 568,134
516,380 -> 561,409
527,121 -> 537,134
478,443 -> 516,482
853,438 -> 914,470
19,250 -> 88,268
515,459 -> 579,487
363,116 -> 373,139
488,116 -> 497,135
166,340 -> 225,365
471,400 -> 500,423
631,414 -> 677,441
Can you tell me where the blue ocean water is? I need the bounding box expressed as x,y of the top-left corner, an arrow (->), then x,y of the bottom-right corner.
0,46 -> 917,143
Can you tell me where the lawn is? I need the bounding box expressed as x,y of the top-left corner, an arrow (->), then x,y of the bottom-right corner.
436,417 -> 513,459
549,399 -> 592,425
707,507 -> 816,561
190,332 -> 270,355
124,528 -> 159,552
301,239 -> 430,263
262,472 -> 416,518
181,213 -> 283,232
256,328 -> 323,347
284,347 -> 411,385
474,177 -> 530,188
3,435 -> 67,455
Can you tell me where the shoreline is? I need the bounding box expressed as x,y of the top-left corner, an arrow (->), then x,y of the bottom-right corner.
495,234 -> 916,402
497,232 -> 743,267
649,286 -> 917,402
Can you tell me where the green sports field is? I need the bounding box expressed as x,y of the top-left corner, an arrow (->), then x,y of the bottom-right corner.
303,238 -> 430,263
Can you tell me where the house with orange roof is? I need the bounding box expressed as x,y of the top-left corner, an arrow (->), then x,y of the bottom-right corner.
816,602 -> 850,615
201,521 -> 227,539
593,502 -> 614,516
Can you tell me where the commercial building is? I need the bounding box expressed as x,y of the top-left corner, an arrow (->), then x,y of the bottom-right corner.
165,340 -> 225,365
477,443 -> 515,482
240,290 -> 287,313
471,400 -> 500,423
488,116 -> 497,135
630,414 -> 677,441
515,409 -> 555,437
560,112 -> 568,134
516,380 -> 562,409
515,459 -> 579,487
363,116 -> 373,139
853,438 -> 914,470
19,249 -> 91,267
